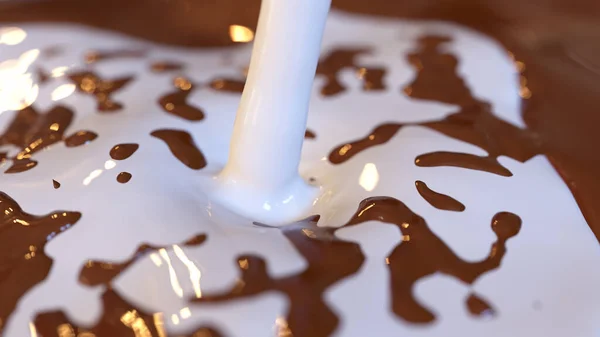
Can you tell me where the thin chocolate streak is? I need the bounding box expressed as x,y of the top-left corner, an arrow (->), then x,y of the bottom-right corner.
329,36 -> 540,178
34,288 -> 223,337
69,71 -> 133,112
84,49 -> 146,64
415,152 -> 512,176
79,234 -> 206,286
192,216 -> 365,337
0,192 -> 81,334
110,143 -> 139,160
116,172 -> 132,183
158,77 -> 205,121
210,78 -> 246,93
52,179 -> 61,189
151,129 -> 207,170
316,48 -> 387,96
339,197 -> 520,323
466,293 -> 496,317
415,180 -> 465,211
150,61 -> 185,73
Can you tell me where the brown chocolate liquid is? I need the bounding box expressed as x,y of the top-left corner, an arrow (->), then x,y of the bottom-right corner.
34,289 -> 223,337
466,293 -> 496,317
116,172 -> 132,184
110,143 -> 139,160
193,216 -> 365,337
79,234 -> 206,286
151,129 -> 207,170
0,0 -> 598,335
69,71 -> 133,112
415,180 -> 465,211
0,106 -> 97,173
0,192 -> 81,331
341,197 -> 520,322
158,78 -> 205,121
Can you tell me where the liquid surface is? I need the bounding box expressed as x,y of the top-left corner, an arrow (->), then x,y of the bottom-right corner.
0,3 -> 599,337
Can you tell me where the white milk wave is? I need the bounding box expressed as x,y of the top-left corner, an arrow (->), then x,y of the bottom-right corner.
1,9 -> 600,337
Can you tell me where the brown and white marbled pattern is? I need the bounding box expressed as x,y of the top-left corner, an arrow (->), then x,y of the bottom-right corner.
0,9 -> 598,337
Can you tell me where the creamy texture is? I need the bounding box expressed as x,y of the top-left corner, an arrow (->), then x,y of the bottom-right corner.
0,5 -> 599,337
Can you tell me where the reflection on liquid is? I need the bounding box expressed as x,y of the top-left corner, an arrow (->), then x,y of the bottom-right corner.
83,169 -> 103,186
51,84 -> 76,101
0,27 -> 26,45
229,25 -> 254,43
0,49 -> 40,113
358,163 -> 379,191
159,248 -> 184,298
173,245 -> 203,298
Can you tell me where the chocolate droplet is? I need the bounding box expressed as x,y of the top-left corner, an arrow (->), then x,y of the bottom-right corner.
109,143 -> 139,160
116,172 -> 132,184
52,179 -> 60,189
466,293 -> 496,317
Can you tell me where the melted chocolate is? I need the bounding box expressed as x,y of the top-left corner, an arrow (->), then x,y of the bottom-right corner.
79,234 -> 206,286
34,288 -> 223,337
0,106 -> 73,173
52,179 -> 61,189
116,172 -> 132,184
466,293 -> 496,317
64,130 -> 98,147
358,67 -> 386,91
69,71 -> 133,112
193,216 -> 364,337
150,61 -> 185,73
329,0 -> 600,240
330,37 -> 539,179
151,129 -> 207,170
85,49 -> 146,64
158,78 -> 205,121
415,152 -> 512,176
305,129 -> 317,140
340,197 -> 520,322
415,180 -> 465,211
0,192 -> 81,334
316,48 -> 387,96
210,78 -> 246,93
110,143 -> 139,160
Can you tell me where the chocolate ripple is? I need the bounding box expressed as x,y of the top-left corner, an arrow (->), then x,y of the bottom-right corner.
192,216 -> 364,337
34,288 -> 224,337
79,234 -> 206,286
158,77 -> 205,121
85,49 -> 146,64
316,48 -> 387,96
69,71 -> 133,112
339,197 -> 520,323
151,129 -> 207,170
0,192 -> 81,334
329,36 -> 540,180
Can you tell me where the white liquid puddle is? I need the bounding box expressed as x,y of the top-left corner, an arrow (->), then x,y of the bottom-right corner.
212,0 -> 331,224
